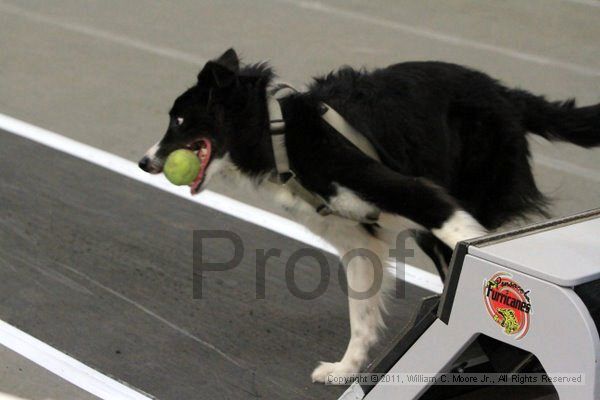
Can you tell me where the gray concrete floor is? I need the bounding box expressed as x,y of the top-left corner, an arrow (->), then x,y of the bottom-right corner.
0,0 -> 599,398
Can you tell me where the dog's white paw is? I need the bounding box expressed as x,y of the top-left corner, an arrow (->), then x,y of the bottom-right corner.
432,210 -> 487,248
311,361 -> 359,383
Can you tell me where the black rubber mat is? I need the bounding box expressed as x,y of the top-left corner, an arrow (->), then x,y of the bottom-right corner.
0,132 -> 429,400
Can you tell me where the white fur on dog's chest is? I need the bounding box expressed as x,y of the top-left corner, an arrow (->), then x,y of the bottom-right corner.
328,185 -> 378,221
248,178 -> 378,239
268,182 -> 377,222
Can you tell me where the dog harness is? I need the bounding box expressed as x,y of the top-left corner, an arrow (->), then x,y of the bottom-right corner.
268,83 -> 381,223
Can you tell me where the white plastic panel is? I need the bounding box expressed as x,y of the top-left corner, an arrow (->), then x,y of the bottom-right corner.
471,217 -> 600,286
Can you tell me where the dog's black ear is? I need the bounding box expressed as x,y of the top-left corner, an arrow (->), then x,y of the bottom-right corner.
197,62 -> 236,88
215,48 -> 239,72
197,48 -> 239,88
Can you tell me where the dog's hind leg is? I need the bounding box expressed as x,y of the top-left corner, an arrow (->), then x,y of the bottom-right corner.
336,162 -> 488,248
412,229 -> 453,281
311,224 -> 393,383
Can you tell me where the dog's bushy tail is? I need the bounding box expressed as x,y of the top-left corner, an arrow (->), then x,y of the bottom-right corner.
505,88 -> 600,148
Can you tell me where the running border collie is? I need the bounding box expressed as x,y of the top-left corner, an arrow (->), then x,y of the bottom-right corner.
139,48 -> 600,382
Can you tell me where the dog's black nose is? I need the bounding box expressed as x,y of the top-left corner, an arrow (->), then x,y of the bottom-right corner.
138,156 -> 150,172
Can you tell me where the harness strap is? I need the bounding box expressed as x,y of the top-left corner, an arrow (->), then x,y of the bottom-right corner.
319,103 -> 381,162
268,84 -> 380,222
268,89 -> 333,216
268,94 -> 291,176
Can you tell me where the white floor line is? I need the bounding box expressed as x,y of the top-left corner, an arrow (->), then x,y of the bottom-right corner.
0,320 -> 151,400
0,113 -> 444,294
0,1 -> 206,66
271,0 -> 600,78
0,392 -> 30,400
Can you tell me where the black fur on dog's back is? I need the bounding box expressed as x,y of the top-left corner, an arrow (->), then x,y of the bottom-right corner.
293,61 -> 599,229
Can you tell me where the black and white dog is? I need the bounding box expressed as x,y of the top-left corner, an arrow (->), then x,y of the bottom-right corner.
139,48 -> 599,382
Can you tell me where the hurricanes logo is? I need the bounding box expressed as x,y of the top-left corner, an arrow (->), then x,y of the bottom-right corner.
483,272 -> 531,339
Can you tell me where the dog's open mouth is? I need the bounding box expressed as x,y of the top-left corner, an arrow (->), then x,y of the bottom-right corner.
187,138 -> 212,195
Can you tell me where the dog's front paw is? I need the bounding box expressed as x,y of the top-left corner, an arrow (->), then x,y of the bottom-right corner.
311,361 -> 359,383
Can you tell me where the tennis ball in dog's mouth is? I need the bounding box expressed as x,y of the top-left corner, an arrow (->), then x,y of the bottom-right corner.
163,149 -> 201,185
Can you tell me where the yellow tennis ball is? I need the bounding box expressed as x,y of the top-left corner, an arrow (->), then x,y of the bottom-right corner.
163,149 -> 201,185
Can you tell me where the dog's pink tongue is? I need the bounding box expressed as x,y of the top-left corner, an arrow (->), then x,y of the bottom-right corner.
189,139 -> 211,195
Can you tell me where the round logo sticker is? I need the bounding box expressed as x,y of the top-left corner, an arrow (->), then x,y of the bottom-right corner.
483,272 -> 532,340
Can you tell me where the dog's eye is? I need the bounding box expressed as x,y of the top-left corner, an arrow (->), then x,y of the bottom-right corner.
176,117 -> 184,126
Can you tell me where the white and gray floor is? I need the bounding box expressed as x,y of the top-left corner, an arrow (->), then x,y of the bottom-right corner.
0,1 -> 598,399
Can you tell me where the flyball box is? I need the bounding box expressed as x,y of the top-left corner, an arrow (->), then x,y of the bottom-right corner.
341,208 -> 600,400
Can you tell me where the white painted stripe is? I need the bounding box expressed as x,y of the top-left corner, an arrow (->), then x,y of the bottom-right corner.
271,0 -> 600,78
0,393 -> 30,400
0,113 -> 444,294
0,2 -> 206,65
0,319 -> 151,400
